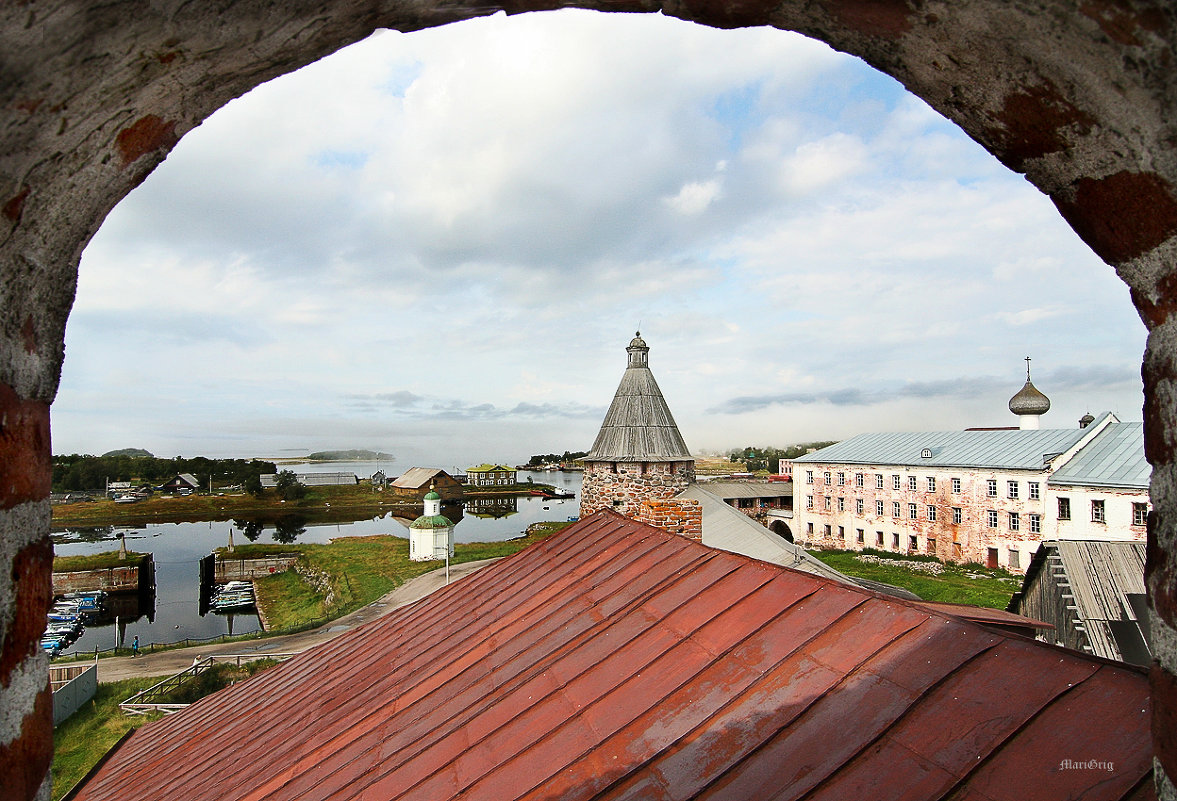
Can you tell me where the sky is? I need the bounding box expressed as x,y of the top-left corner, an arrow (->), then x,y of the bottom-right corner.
52,9 -> 1148,471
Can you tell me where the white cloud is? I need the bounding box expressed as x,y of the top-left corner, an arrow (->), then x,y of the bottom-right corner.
53,11 -> 1147,464
665,179 -> 723,215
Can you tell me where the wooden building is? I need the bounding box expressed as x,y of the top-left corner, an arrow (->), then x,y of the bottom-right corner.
1008,539 -> 1150,666
465,464 -> 517,487
388,467 -> 463,502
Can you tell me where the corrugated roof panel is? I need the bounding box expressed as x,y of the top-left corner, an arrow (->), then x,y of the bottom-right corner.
1049,422 -> 1150,488
793,427 -> 1089,470
944,665 -> 1151,801
74,512 -> 1152,801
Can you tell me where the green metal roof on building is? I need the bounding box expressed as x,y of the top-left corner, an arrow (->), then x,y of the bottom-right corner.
467,464 -> 514,473
410,513 -> 453,529
1048,422 -> 1150,489
793,424 -> 1094,471
793,412 -> 1149,489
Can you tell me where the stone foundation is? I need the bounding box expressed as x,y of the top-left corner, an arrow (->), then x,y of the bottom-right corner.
580,460 -> 695,518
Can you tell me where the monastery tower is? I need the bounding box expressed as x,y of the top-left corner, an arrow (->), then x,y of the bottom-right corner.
580,333 -> 695,517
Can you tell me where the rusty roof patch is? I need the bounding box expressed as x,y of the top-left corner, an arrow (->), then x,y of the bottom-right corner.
73,511 -> 1153,801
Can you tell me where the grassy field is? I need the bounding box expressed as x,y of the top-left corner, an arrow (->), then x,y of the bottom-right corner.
52,485 -> 415,527
52,661 -> 281,799
52,675 -> 167,800
816,548 -> 1021,608
245,522 -> 571,630
53,551 -> 150,572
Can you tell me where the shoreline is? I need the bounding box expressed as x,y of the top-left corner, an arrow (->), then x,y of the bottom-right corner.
51,482 -> 560,529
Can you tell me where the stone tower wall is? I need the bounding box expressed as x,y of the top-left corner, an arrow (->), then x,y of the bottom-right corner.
580,460 -> 696,518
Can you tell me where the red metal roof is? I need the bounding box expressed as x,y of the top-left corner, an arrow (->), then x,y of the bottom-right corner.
74,511 -> 1153,801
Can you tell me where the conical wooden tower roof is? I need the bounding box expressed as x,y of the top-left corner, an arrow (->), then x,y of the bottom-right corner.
586,333 -> 691,462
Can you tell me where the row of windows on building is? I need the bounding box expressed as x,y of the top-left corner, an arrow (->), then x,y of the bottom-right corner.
804,494 -> 1148,528
803,523 -> 1028,568
804,470 -> 1043,500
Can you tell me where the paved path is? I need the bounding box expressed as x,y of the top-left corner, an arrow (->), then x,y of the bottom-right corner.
96,558 -> 498,683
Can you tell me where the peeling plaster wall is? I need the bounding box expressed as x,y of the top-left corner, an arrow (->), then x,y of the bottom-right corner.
1,2 -> 1176,798
794,463 -> 1149,572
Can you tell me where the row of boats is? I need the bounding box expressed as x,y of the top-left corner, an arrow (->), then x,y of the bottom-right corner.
211,580 -> 256,613
43,590 -> 107,658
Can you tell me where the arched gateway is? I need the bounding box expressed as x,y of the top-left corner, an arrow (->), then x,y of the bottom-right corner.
3,4 -> 1177,798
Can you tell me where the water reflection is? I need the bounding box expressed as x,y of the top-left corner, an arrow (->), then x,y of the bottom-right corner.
51,469 -> 581,654
465,496 -> 519,519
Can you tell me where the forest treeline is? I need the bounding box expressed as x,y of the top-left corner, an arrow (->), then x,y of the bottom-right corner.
727,443 -> 837,473
53,453 -> 277,492
525,451 -> 588,465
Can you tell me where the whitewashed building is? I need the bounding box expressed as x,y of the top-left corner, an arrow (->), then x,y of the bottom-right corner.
791,374 -> 1149,573
408,488 -> 454,562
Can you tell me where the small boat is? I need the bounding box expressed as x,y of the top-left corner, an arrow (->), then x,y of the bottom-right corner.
212,597 -> 255,612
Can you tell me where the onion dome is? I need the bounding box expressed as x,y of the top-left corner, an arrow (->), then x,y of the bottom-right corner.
1008,358 -> 1050,417
1009,381 -> 1051,415
1080,412 -> 1095,428
424,490 -> 440,501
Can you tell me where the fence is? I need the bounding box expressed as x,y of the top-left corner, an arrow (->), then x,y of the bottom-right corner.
55,615 -> 333,663
119,653 -> 298,716
51,663 -> 98,726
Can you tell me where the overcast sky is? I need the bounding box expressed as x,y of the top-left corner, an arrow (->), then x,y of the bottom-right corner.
52,10 -> 1147,470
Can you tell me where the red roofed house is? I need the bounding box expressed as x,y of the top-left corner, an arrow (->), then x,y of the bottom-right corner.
72,510 -> 1152,801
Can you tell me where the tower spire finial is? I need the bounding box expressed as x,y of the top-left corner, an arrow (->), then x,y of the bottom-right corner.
1025,356 -> 1032,381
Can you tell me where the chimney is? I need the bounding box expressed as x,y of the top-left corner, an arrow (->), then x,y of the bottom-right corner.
634,498 -> 703,541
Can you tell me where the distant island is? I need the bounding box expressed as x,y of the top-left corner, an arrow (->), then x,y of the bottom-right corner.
303,450 -> 394,462
101,448 -> 154,458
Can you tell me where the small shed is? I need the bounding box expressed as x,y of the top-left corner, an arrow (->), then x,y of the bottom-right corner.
389,468 -> 463,501
1009,539 -> 1150,665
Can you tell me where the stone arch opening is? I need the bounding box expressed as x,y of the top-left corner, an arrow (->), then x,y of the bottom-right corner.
769,519 -> 794,543
3,4 -> 1176,798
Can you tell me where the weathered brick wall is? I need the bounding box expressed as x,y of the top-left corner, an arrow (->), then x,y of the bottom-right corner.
214,555 -> 298,581
51,566 -> 143,594
634,498 -> 703,541
794,462 -> 1149,574
3,3 -> 1177,798
580,460 -> 695,518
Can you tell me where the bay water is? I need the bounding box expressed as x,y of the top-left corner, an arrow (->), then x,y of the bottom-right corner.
51,467 -> 581,656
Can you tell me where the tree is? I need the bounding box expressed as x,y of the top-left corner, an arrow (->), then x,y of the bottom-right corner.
244,474 -> 264,497
274,470 -> 306,501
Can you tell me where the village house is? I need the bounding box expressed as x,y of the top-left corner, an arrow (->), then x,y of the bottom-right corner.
387,467 -> 463,502
464,463 -> 517,487
259,472 -> 358,488
159,473 -> 200,494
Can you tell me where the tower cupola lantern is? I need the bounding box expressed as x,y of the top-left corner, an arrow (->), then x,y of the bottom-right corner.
627,332 -> 649,368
